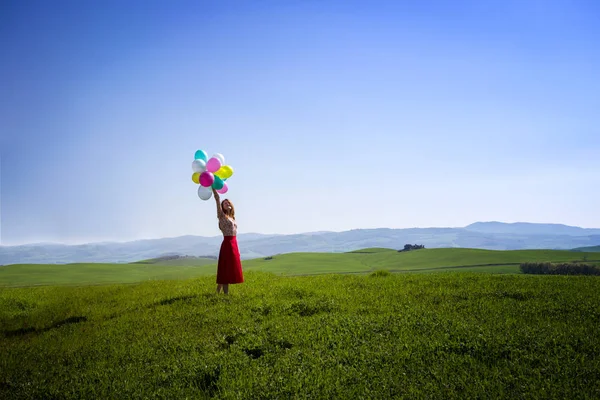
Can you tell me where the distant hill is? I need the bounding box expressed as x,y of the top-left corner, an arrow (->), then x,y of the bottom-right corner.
572,245 -> 600,252
2,222 -> 600,265
465,222 -> 600,236
3,248 -> 600,287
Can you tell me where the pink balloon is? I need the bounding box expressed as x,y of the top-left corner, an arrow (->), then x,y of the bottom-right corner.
206,157 -> 221,173
199,171 -> 214,187
217,182 -> 228,194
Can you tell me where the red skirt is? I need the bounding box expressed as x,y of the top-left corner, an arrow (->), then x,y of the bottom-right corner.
217,236 -> 244,284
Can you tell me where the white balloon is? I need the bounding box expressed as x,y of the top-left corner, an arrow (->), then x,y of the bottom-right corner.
192,159 -> 206,173
197,186 -> 213,201
212,153 -> 225,165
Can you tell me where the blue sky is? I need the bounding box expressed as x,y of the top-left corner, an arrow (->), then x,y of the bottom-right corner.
1,0 -> 599,245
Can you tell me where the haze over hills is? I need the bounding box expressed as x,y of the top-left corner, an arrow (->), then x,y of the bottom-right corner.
465,222 -> 600,236
572,245 -> 600,252
1,222 -> 600,265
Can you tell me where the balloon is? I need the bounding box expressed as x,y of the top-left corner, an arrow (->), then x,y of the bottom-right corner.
217,182 -> 228,194
190,150 -> 232,198
214,167 -> 225,178
206,157 -> 221,173
212,153 -> 225,165
192,172 -> 201,184
212,175 -> 224,190
192,159 -> 206,173
199,171 -> 215,187
194,150 -> 208,162
215,165 -> 234,179
197,186 -> 212,201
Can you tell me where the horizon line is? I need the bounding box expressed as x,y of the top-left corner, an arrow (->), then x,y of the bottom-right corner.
2,221 -> 599,247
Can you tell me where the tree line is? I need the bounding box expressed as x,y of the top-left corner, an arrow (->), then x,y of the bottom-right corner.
520,262 -> 600,276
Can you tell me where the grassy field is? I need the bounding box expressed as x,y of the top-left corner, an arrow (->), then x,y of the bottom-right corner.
1,272 -> 599,398
132,256 -> 217,266
246,248 -> 597,275
0,263 -> 217,287
2,248 -> 599,287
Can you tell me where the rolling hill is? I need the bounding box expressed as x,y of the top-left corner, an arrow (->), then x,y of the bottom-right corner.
2,221 -> 600,265
465,221 -> 600,236
2,248 -> 598,287
241,248 -> 598,275
572,245 -> 600,252
131,255 -> 217,266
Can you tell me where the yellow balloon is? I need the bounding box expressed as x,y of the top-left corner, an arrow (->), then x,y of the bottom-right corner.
192,172 -> 201,184
214,167 -> 226,179
215,165 -> 234,179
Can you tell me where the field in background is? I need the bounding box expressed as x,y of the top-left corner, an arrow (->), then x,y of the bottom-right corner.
0,263 -> 217,287
245,248 -> 598,275
1,272 -> 599,398
131,256 -> 216,267
1,248 -> 599,287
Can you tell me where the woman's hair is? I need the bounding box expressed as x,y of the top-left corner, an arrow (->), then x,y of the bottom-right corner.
221,199 -> 235,220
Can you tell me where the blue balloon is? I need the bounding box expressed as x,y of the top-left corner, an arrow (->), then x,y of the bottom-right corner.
212,175 -> 225,190
194,149 -> 208,162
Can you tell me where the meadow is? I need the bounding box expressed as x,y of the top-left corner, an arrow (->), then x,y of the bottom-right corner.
2,248 -> 599,287
1,271 -> 599,399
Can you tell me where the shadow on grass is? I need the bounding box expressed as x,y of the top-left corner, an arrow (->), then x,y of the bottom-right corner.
3,316 -> 88,338
194,365 -> 221,396
153,294 -> 198,307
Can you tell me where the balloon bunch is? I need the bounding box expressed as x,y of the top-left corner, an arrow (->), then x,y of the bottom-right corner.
191,149 -> 235,201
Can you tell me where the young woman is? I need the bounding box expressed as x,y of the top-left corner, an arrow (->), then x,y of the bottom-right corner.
212,188 -> 244,294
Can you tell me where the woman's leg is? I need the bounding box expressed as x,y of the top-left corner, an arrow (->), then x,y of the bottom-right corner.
223,284 -> 229,295
216,284 -> 223,294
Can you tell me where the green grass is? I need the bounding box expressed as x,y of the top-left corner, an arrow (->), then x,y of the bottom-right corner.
243,248 -> 597,275
1,272 -> 599,398
132,256 -> 217,266
410,264 -> 522,274
0,263 -> 217,287
2,248 -> 599,287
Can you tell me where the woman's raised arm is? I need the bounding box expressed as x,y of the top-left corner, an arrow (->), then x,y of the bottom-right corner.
212,188 -> 223,218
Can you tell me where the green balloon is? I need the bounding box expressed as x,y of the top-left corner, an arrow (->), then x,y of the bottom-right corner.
212,175 -> 225,190
194,149 -> 208,162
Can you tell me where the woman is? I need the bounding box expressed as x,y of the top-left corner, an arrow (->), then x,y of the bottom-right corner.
212,188 -> 244,294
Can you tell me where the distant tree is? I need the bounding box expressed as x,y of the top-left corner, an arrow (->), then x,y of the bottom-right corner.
399,244 -> 425,252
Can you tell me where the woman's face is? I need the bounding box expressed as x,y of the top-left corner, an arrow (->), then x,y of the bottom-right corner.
222,200 -> 232,212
